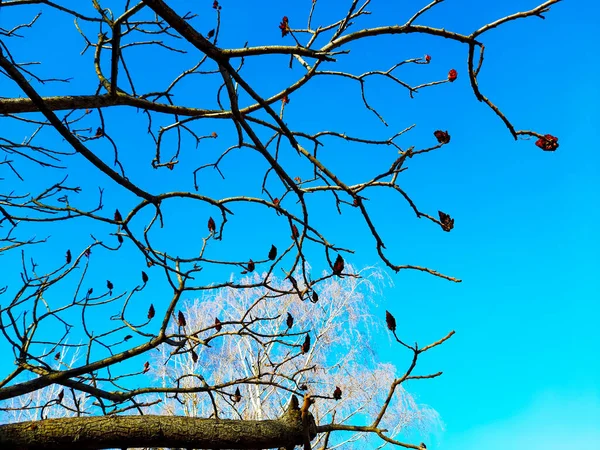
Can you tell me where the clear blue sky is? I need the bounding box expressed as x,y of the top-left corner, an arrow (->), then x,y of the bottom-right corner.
1,1 -> 598,448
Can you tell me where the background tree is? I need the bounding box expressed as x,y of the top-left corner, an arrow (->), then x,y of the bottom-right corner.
0,0 -> 564,449
151,269 -> 441,449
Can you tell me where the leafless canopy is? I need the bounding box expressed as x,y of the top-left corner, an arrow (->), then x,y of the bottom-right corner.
0,1 -> 562,449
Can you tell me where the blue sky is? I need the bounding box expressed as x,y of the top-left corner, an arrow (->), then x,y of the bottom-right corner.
1,0 -> 599,448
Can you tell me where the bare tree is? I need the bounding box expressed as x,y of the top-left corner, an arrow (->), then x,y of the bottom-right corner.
0,0 -> 562,449
151,268 -> 440,449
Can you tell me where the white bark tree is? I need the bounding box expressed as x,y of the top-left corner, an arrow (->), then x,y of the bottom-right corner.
152,268 -> 441,449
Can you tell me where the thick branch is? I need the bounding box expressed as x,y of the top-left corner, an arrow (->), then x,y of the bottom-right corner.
0,93 -> 214,116
0,408 -> 314,450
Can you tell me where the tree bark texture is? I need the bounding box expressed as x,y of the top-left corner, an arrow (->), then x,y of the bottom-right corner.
0,409 -> 316,450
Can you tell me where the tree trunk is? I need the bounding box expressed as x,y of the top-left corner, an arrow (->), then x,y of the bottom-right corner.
0,405 -> 315,450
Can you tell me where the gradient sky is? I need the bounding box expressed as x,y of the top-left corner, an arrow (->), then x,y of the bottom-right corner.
1,1 -> 598,449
